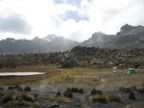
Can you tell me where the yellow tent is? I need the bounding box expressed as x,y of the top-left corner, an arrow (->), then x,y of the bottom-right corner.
113,67 -> 118,72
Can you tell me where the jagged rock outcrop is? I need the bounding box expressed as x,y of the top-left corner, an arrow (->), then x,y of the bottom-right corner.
81,32 -> 115,47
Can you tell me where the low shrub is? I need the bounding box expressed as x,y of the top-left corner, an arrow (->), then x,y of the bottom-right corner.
69,87 -> 84,93
107,94 -> 121,102
1,92 -> 16,103
90,88 -> 97,95
8,86 -> 14,90
21,93 -> 35,102
24,86 -> 31,92
90,88 -> 103,95
130,85 -> 137,91
137,87 -> 144,93
13,85 -> 23,91
64,91 -> 73,98
128,91 -> 136,100
119,87 -> 131,93
91,95 -> 107,104
78,88 -> 84,93
0,87 -> 3,90
56,91 -> 61,96
7,85 -> 23,91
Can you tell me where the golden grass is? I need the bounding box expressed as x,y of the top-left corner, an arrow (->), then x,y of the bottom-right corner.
0,65 -> 61,85
0,65 -> 143,89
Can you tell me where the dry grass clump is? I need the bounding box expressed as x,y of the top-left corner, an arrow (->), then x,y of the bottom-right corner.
90,88 -> 103,95
19,92 -> 35,102
90,89 -> 107,104
9,101 -> 39,106
24,86 -> 31,92
1,91 -> 17,103
0,91 -> 35,104
107,94 -> 121,102
90,95 -> 107,103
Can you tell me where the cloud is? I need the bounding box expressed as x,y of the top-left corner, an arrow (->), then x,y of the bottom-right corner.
0,0 -> 144,41
0,11 -> 31,34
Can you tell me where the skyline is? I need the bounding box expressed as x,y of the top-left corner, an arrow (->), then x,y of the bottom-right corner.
0,0 -> 144,42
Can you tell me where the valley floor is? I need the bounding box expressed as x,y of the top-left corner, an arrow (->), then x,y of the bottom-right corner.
0,65 -> 144,108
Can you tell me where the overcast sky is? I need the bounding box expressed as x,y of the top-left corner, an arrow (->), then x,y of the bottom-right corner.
0,0 -> 144,41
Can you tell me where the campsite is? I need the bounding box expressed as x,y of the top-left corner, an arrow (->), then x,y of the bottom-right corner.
0,47 -> 144,108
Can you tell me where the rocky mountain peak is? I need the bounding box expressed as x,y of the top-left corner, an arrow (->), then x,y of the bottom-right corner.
92,32 -> 105,38
121,24 -> 134,31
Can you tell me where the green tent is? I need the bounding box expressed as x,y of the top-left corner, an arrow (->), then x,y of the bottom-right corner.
127,68 -> 136,74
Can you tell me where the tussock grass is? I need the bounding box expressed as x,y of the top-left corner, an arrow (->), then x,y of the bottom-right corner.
90,94 -> 107,103
107,94 -> 121,102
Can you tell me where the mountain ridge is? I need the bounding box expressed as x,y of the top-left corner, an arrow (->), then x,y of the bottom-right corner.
0,24 -> 144,53
0,35 -> 80,53
81,24 -> 144,48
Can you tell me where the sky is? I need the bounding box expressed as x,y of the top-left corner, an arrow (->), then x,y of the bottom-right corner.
0,0 -> 144,42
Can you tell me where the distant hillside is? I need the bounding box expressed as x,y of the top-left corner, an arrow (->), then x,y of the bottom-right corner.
0,24 -> 144,53
81,24 -> 144,48
111,24 -> 144,48
81,32 -> 115,47
0,35 -> 79,53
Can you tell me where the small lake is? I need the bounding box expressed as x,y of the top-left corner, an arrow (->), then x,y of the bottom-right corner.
0,72 -> 45,76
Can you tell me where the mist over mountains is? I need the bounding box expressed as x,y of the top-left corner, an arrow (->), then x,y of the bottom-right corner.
0,24 -> 144,53
0,35 -> 80,53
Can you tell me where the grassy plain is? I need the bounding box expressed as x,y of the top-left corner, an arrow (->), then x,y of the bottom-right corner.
0,65 -> 143,89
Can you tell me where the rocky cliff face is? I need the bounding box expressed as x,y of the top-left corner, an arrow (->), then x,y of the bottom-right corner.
81,24 -> 144,48
111,24 -> 144,48
81,32 -> 115,47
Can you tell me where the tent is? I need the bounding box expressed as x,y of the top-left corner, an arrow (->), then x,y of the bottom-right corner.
127,68 -> 136,74
113,67 -> 118,72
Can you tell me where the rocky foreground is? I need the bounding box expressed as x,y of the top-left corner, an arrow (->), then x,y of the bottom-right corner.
0,72 -> 144,108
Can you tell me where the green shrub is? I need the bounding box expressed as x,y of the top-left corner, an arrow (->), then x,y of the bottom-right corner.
107,94 -> 121,102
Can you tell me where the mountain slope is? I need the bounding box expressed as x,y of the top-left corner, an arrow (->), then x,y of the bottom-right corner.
81,24 -> 144,48
0,35 -> 79,53
112,24 -> 144,48
81,32 -> 115,47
